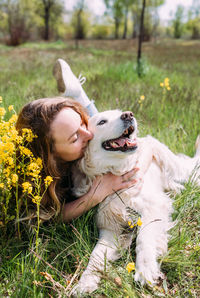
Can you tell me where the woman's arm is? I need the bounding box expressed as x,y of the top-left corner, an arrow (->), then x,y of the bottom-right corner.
62,168 -> 140,222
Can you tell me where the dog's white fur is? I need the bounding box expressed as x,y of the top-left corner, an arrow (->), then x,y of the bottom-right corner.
71,110 -> 200,294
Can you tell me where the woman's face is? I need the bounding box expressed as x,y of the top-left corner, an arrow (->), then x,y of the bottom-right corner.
50,108 -> 93,161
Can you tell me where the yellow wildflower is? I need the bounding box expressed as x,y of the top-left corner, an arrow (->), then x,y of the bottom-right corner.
19,146 -> 33,157
160,82 -> 164,87
8,105 -> 14,111
0,96 -> 2,103
7,157 -> 14,166
27,161 -> 42,177
137,217 -> 142,226
164,77 -> 169,86
126,262 -> 135,273
22,182 -> 33,194
128,221 -> 131,226
140,95 -> 145,101
32,195 -> 42,205
8,114 -> 18,124
22,128 -> 36,142
36,158 -> 43,168
44,176 -> 53,187
0,183 -> 4,188
0,107 -> 6,117
11,174 -> 18,184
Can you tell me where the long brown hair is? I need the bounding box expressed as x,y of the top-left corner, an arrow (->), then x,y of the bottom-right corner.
16,97 -> 89,221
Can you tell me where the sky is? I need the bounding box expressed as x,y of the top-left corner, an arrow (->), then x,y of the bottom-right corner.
65,0 -> 194,22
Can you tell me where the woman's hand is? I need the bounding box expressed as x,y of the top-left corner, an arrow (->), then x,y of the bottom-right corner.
89,167 -> 142,205
62,167 -> 142,222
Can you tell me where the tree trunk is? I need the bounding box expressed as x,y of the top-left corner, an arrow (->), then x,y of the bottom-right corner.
115,18 -> 119,39
44,6 -> 50,40
122,5 -> 129,39
137,0 -> 146,77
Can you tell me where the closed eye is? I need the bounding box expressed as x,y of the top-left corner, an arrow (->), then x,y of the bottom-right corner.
97,119 -> 107,126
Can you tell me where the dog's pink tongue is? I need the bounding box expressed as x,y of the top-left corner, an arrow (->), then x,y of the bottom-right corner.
115,137 -> 136,147
115,137 -> 126,146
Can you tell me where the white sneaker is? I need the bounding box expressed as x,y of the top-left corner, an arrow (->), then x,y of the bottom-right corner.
53,58 -> 90,107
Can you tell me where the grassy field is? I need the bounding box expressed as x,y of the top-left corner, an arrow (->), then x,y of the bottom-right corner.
0,39 -> 200,297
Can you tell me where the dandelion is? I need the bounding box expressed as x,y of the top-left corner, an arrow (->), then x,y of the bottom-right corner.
8,105 -> 14,111
22,182 -> 33,194
126,262 -> 135,273
44,176 -> 53,187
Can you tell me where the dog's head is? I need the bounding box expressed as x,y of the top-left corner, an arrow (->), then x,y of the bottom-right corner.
79,110 -> 138,176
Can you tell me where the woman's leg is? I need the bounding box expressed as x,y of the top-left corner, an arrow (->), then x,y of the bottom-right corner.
53,59 -> 98,116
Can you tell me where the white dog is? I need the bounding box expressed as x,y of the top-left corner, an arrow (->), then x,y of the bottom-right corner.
72,110 -> 200,294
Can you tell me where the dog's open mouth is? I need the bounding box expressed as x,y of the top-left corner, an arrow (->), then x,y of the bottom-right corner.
102,125 -> 137,152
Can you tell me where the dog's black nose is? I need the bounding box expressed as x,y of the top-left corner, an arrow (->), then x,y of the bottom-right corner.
120,111 -> 134,121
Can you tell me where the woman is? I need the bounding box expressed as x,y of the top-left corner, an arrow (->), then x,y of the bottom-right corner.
16,66 -> 140,222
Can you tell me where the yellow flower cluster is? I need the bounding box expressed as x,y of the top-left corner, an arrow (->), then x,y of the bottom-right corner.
138,95 -> 145,106
160,77 -> 171,91
0,97 -> 53,229
127,217 -> 143,229
126,262 -> 135,273
44,176 -> 53,187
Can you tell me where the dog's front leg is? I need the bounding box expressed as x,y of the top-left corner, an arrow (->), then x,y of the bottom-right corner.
134,218 -> 167,285
72,229 -> 121,295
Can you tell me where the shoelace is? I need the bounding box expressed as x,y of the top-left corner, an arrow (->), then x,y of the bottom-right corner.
78,73 -> 86,85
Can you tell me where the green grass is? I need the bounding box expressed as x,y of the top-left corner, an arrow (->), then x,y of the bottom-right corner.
0,39 -> 200,297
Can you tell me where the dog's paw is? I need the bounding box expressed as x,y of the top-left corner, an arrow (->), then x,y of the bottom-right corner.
134,261 -> 163,286
134,269 -> 163,286
71,273 -> 100,296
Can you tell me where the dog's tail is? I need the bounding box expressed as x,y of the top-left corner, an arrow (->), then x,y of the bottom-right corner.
195,135 -> 200,157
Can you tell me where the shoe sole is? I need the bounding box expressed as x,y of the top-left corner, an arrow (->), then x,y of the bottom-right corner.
53,60 -> 66,93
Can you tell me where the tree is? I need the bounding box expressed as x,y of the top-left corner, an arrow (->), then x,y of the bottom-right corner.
131,0 -> 164,40
137,0 -> 146,77
122,0 -> 133,39
173,5 -> 184,39
104,0 -> 124,38
73,0 -> 85,40
37,0 -> 64,40
0,0 -> 36,45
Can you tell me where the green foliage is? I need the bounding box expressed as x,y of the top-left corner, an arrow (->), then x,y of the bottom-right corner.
0,39 -> 200,297
91,24 -> 111,39
173,5 -> 185,39
186,17 -> 200,39
71,9 -> 91,39
0,0 -> 65,44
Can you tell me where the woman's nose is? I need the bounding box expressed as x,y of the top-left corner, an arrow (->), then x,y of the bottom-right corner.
82,128 -> 93,141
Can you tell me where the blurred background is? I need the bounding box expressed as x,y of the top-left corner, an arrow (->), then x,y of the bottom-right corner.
0,0 -> 199,46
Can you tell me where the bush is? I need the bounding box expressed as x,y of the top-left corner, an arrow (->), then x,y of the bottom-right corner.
92,24 -> 111,39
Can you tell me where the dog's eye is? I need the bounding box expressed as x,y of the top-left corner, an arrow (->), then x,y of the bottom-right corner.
97,119 -> 107,126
